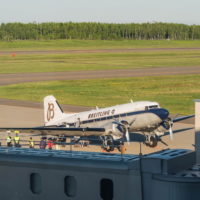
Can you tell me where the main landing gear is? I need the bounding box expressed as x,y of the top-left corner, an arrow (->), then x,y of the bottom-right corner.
100,136 -> 125,153
144,134 -> 158,148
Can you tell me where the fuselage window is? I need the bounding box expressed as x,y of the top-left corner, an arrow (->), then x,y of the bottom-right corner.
101,117 -> 107,121
114,115 -> 119,119
120,113 -> 127,117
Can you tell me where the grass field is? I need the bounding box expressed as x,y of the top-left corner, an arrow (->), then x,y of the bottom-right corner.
0,74 -> 199,114
1,40 -> 200,50
0,50 -> 200,74
0,39 -> 200,74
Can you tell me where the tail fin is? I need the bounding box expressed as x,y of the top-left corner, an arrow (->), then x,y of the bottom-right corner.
44,95 -> 64,126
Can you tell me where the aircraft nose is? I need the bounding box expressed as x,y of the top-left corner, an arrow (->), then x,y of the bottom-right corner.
151,108 -> 169,121
158,108 -> 169,120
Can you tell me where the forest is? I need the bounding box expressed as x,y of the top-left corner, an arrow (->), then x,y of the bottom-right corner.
0,22 -> 200,41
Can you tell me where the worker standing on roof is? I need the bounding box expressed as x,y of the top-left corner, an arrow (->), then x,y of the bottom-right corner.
48,138 -> 54,150
29,137 -> 34,148
6,135 -> 12,147
14,131 -> 20,147
39,137 -> 47,149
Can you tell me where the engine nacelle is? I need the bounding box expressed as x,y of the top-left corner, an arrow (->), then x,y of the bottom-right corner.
104,123 -> 123,138
153,118 -> 173,136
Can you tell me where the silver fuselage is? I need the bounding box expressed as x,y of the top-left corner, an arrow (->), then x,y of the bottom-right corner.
46,101 -> 169,137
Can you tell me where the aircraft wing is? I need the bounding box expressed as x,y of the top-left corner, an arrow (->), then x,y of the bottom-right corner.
172,115 -> 194,123
0,127 -> 106,137
161,127 -> 194,137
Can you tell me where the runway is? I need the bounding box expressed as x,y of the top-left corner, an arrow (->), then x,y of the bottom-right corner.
0,66 -> 200,86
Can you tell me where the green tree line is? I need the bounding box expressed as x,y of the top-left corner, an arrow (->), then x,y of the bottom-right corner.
1,22 -> 200,41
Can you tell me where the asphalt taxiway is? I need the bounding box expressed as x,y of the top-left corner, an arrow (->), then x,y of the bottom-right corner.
1,66 -> 200,86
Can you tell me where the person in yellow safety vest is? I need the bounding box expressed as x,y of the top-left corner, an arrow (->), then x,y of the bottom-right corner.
14,132 -> 20,147
29,137 -> 34,148
6,135 -> 12,147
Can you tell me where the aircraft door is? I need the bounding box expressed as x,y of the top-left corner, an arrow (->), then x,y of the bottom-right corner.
75,118 -> 81,127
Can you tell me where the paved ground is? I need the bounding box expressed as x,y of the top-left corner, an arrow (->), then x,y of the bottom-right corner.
0,98 -> 90,113
0,66 -> 200,86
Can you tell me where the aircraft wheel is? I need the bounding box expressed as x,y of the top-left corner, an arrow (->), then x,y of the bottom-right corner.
101,136 -> 115,152
103,145 -> 114,152
107,141 -> 115,152
144,142 -> 150,147
148,136 -> 158,148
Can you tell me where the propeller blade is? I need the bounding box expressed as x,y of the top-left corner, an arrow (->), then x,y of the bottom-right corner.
125,129 -> 130,145
169,125 -> 173,140
112,123 -> 116,132
129,119 -> 135,126
159,138 -> 168,146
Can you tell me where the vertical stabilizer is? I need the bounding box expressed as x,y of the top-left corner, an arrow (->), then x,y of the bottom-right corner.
44,95 -> 64,126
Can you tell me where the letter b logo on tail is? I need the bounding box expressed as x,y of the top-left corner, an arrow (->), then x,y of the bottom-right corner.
47,103 -> 55,121
44,95 -> 63,126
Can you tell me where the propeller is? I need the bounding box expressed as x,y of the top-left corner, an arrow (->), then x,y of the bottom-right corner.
167,117 -> 174,140
112,123 -> 116,132
162,117 -> 174,141
125,129 -> 130,145
169,124 -> 173,140
112,119 -> 135,145
166,114 -> 194,140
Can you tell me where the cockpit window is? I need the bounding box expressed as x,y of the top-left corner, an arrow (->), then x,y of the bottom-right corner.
145,105 -> 158,110
148,105 -> 158,109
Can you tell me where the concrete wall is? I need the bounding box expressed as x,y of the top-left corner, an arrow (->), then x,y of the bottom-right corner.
0,148 -> 199,200
0,165 -> 140,200
151,175 -> 200,200
141,150 -> 198,200
195,100 -> 200,163
0,150 -> 142,200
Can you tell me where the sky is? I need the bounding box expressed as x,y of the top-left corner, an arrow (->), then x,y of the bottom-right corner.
0,0 -> 199,25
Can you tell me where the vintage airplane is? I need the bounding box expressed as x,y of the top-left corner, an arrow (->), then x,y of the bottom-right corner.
0,95 -> 194,152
